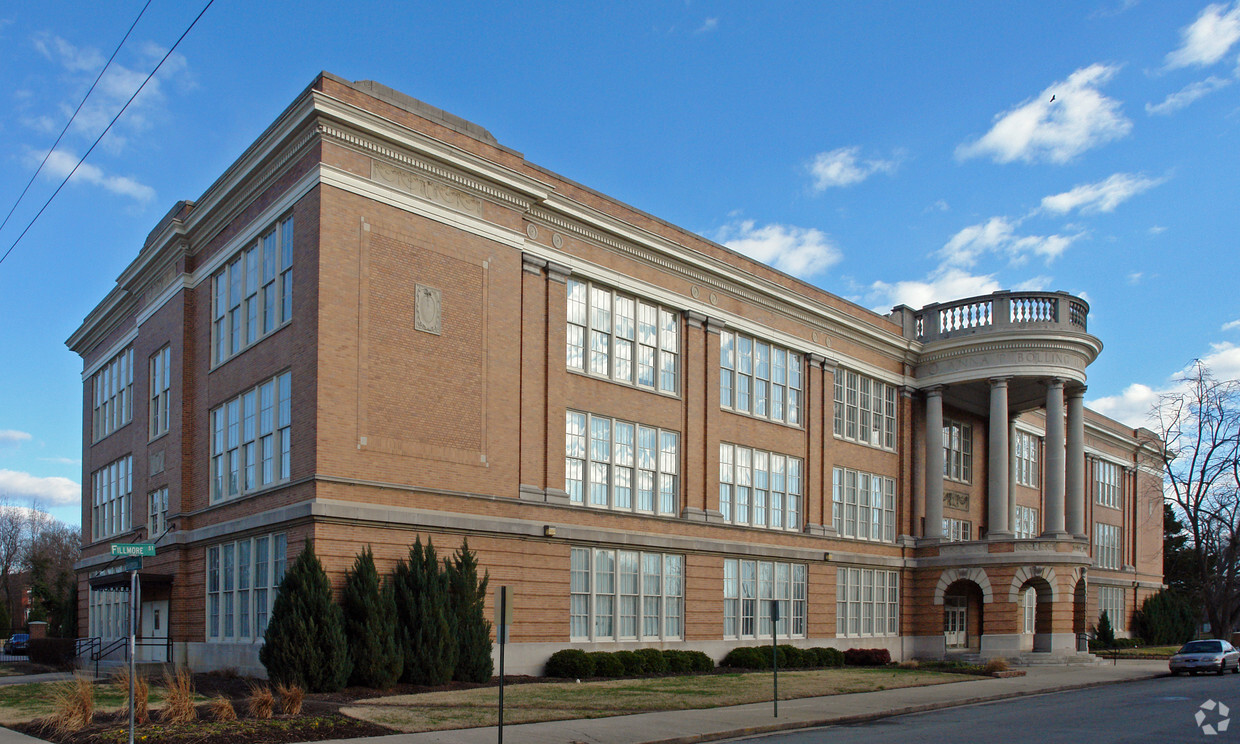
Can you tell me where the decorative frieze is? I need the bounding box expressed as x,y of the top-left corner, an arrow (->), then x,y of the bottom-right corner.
372,160 -> 484,217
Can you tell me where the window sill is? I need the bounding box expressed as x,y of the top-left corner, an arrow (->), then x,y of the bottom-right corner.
566,367 -> 681,400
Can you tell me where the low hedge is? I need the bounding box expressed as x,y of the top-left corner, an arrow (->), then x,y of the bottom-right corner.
636,648 -> 669,674
544,649 -> 592,678
843,648 -> 891,666
722,644 -> 851,670
545,648 -> 714,678
612,650 -> 645,675
587,651 -> 625,677
28,638 -> 76,669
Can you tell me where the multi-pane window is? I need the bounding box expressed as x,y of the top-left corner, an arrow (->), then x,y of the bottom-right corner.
148,487 -> 168,536
724,558 -> 808,639
570,547 -> 683,641
943,419 -> 973,483
566,279 -> 678,394
212,215 -> 294,366
942,517 -> 972,542
91,346 -> 134,441
1022,587 -> 1036,634
91,456 -> 132,541
720,331 -> 802,425
1095,523 -> 1121,569
831,467 -> 897,542
566,411 -> 679,515
833,370 -> 898,450
149,345 -> 172,439
1014,505 -> 1040,539
1015,430 -> 1039,488
210,372 -> 292,501
1095,460 -> 1120,508
207,533 -> 286,641
836,567 -> 899,637
88,569 -> 128,639
1097,585 -> 1126,631
718,444 -> 802,531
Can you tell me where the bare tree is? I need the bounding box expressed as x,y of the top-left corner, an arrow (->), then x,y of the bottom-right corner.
0,497 -> 28,631
1154,360 -> 1240,638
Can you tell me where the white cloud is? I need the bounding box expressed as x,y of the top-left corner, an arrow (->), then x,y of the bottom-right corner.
956,64 -> 1132,164
1038,173 -> 1163,215
0,431 -> 32,449
940,216 -> 1080,268
1149,225 -> 1167,235
39,149 -> 155,202
1128,272 -> 1144,284
0,469 -> 79,507
1223,319 -> 1240,331
1090,341 -> 1240,427
925,199 -> 951,213
809,147 -> 899,190
694,18 -> 719,34
38,457 -> 80,466
1146,76 -> 1232,114
1165,3 -> 1240,69
716,220 -> 843,279
867,267 -> 1003,311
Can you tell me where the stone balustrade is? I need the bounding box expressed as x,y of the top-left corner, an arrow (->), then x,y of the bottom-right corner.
904,291 -> 1089,344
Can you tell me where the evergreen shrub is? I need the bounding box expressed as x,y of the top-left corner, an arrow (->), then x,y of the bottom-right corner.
259,543 -> 351,692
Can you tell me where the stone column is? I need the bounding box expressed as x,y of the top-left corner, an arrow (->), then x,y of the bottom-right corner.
987,378 -> 1012,539
1008,418 -> 1018,534
1066,386 -> 1087,539
924,387 -> 945,539
1041,378 -> 1068,537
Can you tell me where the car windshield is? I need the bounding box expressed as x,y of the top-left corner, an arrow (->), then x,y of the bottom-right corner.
1180,641 -> 1224,654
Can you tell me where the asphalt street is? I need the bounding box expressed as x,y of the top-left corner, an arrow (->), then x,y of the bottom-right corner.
732,673 -> 1240,744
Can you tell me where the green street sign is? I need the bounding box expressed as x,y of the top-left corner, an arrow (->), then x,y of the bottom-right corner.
111,543 -> 155,557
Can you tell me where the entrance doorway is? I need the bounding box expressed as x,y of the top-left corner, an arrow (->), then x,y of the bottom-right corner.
944,596 -> 968,649
138,600 -> 169,661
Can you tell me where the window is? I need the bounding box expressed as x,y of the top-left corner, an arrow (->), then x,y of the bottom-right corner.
149,345 -> 171,438
831,467 -> 897,542
566,279 -> 678,394
148,487 -> 168,536
570,547 -> 683,641
718,444 -> 802,531
91,346 -> 134,441
212,215 -> 294,366
1095,460 -> 1120,508
1015,430 -> 1039,488
836,567 -> 899,637
1014,505 -> 1040,539
725,558 -> 807,639
207,533 -> 286,641
210,372 -> 291,501
943,419 -> 972,483
1095,523 -> 1121,569
566,411 -> 679,515
942,517 -> 972,542
1022,587 -> 1036,634
88,569 -> 128,639
720,331 -> 802,426
1097,585 -> 1126,631
91,456 -> 132,541
833,370 -> 898,450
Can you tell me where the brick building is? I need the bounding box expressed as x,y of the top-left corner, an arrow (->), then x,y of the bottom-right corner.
68,73 -> 1164,675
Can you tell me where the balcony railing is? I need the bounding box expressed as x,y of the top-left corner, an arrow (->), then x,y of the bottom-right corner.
911,291 -> 1089,343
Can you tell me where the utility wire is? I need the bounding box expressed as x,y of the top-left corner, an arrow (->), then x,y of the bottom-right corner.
0,0 -> 154,240
0,0 -> 216,269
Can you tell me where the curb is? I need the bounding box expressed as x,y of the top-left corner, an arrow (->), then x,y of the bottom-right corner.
642,671 -> 1168,744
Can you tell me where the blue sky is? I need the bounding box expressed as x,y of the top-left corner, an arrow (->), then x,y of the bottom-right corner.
1,1 -> 1238,527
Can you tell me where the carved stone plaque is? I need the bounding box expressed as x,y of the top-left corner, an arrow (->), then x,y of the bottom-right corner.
149,449 -> 165,477
415,284 -> 442,335
372,161 -> 483,217
945,491 -> 970,511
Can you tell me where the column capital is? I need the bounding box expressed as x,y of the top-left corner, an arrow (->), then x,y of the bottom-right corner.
704,317 -> 726,335
1047,377 -> 1065,390
925,385 -> 945,398
685,310 -> 708,329
901,385 -> 917,399
1066,385 -> 1087,400
521,253 -> 549,275
545,261 -> 572,284
988,376 -> 1011,387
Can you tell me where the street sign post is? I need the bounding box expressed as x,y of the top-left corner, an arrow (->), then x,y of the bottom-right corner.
495,586 -> 514,744
111,543 -> 155,557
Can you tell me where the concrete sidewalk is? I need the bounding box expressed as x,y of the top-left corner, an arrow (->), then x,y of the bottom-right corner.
318,660 -> 1169,744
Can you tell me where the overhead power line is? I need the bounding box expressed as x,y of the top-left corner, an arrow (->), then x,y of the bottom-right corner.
0,0 -> 216,269
0,0 -> 154,241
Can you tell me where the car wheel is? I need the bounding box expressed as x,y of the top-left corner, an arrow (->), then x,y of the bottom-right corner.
1218,665 -> 1227,676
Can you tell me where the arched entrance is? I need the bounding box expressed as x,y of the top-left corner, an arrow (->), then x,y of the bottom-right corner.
1074,578 -> 1087,650
942,580 -> 986,652
1017,577 -> 1055,652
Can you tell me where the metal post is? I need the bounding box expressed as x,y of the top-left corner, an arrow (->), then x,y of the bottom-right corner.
498,586 -> 507,744
771,600 -> 779,718
129,570 -> 137,744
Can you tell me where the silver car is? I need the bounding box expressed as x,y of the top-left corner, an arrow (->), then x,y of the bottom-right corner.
1169,639 -> 1240,675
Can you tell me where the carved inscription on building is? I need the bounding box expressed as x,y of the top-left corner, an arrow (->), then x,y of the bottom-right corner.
414,284 -> 442,335
922,349 -> 1080,376
945,491 -> 969,511
371,161 -> 483,217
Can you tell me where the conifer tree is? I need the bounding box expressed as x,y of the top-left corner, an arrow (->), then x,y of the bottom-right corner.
446,538 -> 493,682
259,543 -> 352,692
393,537 -> 457,685
342,546 -> 403,688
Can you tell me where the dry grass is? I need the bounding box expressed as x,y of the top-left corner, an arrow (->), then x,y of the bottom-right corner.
276,682 -> 304,716
983,657 -> 1010,674
161,669 -> 197,724
45,675 -> 94,734
247,683 -> 274,720
209,695 -> 237,722
344,667 -> 965,733
111,667 -> 150,724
